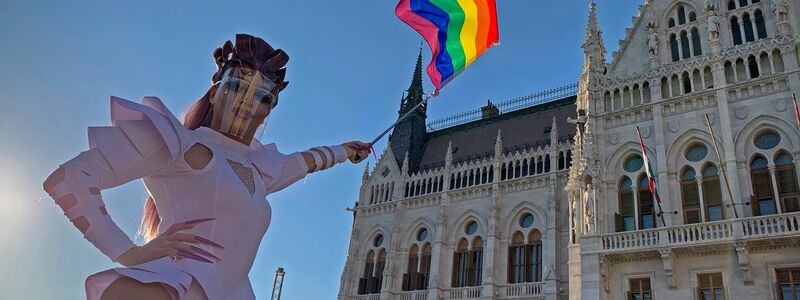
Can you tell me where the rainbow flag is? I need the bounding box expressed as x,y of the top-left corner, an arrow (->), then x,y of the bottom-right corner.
396,0 -> 499,93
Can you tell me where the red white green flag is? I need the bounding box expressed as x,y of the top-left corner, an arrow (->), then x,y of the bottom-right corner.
637,127 -> 662,205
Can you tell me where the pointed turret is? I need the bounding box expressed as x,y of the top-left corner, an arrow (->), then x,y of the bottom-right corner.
582,1 -> 606,60
578,1 -> 606,113
390,49 -> 429,174
362,162 -> 370,184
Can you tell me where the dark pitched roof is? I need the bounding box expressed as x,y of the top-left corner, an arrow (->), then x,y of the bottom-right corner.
417,96 -> 577,171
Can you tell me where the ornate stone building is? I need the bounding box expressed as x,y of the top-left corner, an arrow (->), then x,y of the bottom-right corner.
338,1 -> 800,299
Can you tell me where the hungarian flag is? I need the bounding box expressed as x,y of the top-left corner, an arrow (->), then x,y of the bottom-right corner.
793,93 -> 800,127
637,127 -> 662,205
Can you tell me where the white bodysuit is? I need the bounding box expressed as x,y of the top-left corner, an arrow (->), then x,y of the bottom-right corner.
46,96 -> 310,299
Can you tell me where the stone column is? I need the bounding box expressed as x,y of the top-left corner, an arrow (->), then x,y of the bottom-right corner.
711,58 -> 744,219
578,240 -> 601,300
427,144 -> 454,300
381,202 -> 405,300
650,79 -> 672,226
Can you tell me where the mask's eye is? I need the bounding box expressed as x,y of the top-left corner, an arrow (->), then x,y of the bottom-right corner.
224,81 -> 240,95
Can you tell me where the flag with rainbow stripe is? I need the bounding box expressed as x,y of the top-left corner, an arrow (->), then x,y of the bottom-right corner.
396,0 -> 500,93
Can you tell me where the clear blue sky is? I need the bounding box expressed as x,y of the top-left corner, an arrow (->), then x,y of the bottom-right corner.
0,1 -> 640,298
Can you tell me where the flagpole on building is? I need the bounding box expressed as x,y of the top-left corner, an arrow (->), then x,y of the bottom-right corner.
704,114 -> 740,218
636,127 -> 667,228
792,93 -> 799,127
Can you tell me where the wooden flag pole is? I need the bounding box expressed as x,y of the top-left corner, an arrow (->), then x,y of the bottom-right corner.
704,114 -> 740,218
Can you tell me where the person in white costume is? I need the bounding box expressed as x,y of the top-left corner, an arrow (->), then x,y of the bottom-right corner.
43,34 -> 371,300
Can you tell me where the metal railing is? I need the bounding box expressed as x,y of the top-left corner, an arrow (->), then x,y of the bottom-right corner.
427,83 -> 579,131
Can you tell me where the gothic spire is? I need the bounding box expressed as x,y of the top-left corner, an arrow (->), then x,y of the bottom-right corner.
578,1 -> 605,112
390,49 -> 429,174
582,1 -> 606,58
400,47 -> 426,117
409,46 -> 424,96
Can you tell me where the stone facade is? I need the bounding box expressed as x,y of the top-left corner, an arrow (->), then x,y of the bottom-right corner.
339,1 -> 800,299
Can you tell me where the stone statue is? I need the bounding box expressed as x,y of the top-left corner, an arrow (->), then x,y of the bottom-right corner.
646,27 -> 658,57
707,12 -> 720,40
774,0 -> 789,23
583,182 -> 595,233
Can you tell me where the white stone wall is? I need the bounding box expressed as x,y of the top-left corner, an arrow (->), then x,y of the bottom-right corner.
339,1 -> 800,299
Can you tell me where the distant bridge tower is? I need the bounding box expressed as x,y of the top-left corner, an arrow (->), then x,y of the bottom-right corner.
271,267 -> 286,300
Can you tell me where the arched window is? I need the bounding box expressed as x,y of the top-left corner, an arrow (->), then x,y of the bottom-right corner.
683,72 -> 692,94
751,155 -> 776,216
755,10 -> 767,39
453,238 -> 469,287
536,157 -> 544,174
704,67 -> 714,89
724,61 -> 735,84
359,249 -> 384,295
623,87 -> 632,108
693,69 -> 703,92
558,152 -> 565,170
775,153 -> 800,213
731,17 -> 743,45
773,49 -> 785,73
359,250 -> 375,294
728,0 -> 736,10
508,232 -> 525,284
642,81 -> 651,103
689,11 -> 697,22
617,177 -> 635,232
375,249 -> 386,288
604,91 -> 612,112
691,27 -> 702,56
760,52 -> 772,75
469,237 -> 484,287
670,34 -> 680,62
566,150 -> 573,168
669,18 -> 676,28
638,176 -> 656,229
403,245 -> 419,291
527,230 -> 542,282
544,155 -> 551,173
681,167 -> 701,224
743,13 -> 755,42
748,55 -> 760,78
678,6 -> 687,25
680,31 -> 691,59
736,58 -> 747,82
702,165 -> 724,221
671,74 -> 681,96
419,243 -> 432,289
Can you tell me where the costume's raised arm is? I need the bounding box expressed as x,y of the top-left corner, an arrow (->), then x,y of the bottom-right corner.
43,97 -> 189,262
253,145 -> 349,194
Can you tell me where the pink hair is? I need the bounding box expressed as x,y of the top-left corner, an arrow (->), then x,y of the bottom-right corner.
138,88 -> 214,241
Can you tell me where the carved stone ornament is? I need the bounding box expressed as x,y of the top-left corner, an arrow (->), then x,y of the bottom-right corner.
668,121 -> 681,133
774,97 -> 788,112
609,134 -> 619,145
734,106 -> 748,120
